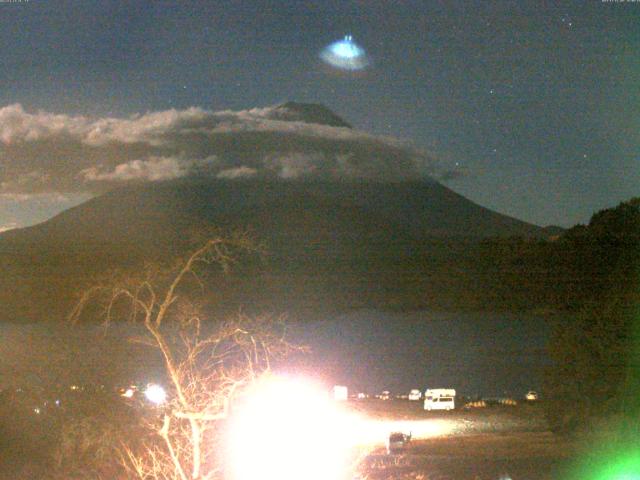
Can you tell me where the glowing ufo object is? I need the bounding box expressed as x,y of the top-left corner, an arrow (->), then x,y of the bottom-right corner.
320,35 -> 370,71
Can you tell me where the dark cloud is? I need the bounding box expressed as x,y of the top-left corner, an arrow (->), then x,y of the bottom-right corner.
0,103 -> 447,195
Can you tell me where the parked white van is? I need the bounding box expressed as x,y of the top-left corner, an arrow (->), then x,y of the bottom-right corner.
423,388 -> 456,411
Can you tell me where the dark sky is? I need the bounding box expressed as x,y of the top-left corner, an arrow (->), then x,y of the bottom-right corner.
0,0 -> 638,227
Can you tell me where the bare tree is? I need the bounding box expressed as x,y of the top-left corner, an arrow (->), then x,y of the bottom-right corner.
69,233 -> 298,480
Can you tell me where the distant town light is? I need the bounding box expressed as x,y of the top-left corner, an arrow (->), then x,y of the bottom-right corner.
121,388 -> 135,399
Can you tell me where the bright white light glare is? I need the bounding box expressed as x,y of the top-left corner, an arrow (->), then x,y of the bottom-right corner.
320,35 -> 370,71
227,376 -> 363,480
144,384 -> 167,405
333,385 -> 348,401
226,376 -> 455,480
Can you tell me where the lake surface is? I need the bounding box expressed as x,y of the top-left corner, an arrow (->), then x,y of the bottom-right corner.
0,310 -> 554,397
289,310 -> 553,397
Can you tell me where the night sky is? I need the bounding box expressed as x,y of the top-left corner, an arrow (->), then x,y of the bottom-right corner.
0,0 -> 638,229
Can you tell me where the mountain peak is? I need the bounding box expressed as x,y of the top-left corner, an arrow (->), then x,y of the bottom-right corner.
267,102 -> 352,128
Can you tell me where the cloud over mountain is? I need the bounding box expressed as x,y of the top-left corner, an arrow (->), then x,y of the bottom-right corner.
0,103 -> 443,195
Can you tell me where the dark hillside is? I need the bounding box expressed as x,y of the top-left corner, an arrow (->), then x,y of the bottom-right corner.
0,179 -> 553,322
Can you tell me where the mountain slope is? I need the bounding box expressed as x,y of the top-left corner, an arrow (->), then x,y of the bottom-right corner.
262,102 -> 353,128
0,178 -> 546,246
0,102 -> 559,322
0,178 -> 552,322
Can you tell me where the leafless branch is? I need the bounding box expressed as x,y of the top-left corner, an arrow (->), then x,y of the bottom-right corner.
68,233 -> 298,480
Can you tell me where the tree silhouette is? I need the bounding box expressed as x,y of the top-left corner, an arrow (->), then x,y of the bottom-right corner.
70,233 -> 299,479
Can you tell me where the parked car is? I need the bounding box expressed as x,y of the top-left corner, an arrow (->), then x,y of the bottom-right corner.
386,431 -> 411,454
408,389 -> 422,401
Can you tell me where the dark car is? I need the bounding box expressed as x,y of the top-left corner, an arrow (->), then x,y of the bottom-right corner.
386,432 -> 411,454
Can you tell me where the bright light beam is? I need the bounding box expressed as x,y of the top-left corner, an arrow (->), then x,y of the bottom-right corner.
359,418 -> 455,442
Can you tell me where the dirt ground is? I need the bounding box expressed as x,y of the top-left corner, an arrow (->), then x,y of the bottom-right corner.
354,400 -> 576,480
0,398 -> 578,480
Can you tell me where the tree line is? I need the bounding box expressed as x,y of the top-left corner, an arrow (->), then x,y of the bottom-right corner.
478,198 -> 640,432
